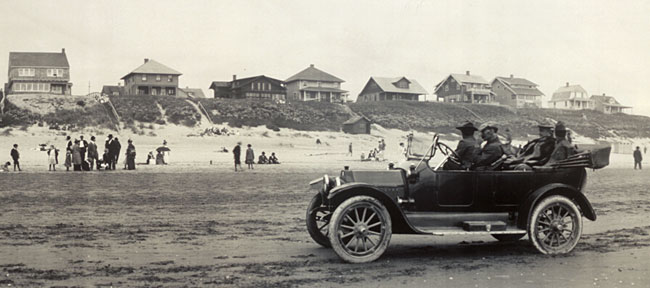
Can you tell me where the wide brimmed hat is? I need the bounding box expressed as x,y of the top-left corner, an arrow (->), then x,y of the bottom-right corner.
456,121 -> 478,131
478,122 -> 498,133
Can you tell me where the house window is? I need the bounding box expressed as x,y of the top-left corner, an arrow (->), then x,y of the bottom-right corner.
456,84 -> 460,90
161,88 -> 166,95
251,83 -> 255,90
444,84 -> 449,92
152,88 -> 157,95
18,68 -> 35,76
47,69 -> 64,77
142,75 -> 147,81
156,75 -> 161,81
167,88 -> 175,95
512,95 -> 517,100
257,82 -> 261,90
167,75 -> 173,82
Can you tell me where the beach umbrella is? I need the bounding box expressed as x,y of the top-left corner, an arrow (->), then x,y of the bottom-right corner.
156,146 -> 171,152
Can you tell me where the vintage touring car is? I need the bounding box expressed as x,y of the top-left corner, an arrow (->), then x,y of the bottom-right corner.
306,134 -> 609,263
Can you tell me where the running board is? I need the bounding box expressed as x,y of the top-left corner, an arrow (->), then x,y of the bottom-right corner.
416,226 -> 526,236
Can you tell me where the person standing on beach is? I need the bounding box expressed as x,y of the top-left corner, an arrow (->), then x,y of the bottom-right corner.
348,142 -> 353,157
105,134 -> 114,170
114,138 -> 122,170
233,142 -> 242,171
65,136 -> 73,171
634,146 -> 643,170
87,136 -> 98,170
72,140 -> 82,171
79,135 -> 88,162
126,139 -> 136,170
47,145 -> 58,171
245,144 -> 255,170
10,144 -> 21,171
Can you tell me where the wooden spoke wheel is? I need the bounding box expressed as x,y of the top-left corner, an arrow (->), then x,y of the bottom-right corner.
328,196 -> 391,263
306,194 -> 331,247
528,195 -> 583,254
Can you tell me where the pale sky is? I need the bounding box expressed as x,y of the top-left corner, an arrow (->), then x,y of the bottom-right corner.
2,0 -> 649,115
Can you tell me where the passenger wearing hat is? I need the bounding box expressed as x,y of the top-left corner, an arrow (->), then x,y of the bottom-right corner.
472,122 -> 504,170
509,120 -> 556,170
233,142 -> 242,171
454,121 -> 479,169
547,121 -> 576,165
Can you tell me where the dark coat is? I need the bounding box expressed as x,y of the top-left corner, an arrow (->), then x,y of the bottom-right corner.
634,150 -> 643,161
473,137 -> 503,169
87,141 -> 98,158
455,137 -> 478,169
233,145 -> 241,164
549,138 -> 575,163
518,136 -> 556,166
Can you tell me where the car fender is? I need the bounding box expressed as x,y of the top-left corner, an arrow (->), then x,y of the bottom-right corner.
518,183 -> 597,229
327,183 -> 419,234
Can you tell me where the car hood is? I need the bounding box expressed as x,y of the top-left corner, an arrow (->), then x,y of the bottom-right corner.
340,170 -> 406,187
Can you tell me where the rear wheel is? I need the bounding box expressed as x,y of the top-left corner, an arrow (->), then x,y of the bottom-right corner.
492,233 -> 526,242
328,196 -> 391,263
528,195 -> 582,254
306,194 -> 331,247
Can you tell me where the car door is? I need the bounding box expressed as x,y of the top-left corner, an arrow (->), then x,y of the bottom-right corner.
410,168 -> 476,211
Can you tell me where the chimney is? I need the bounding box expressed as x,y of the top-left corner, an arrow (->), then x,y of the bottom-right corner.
144,58 -> 149,63
466,71 -> 470,76
233,75 -> 237,81
310,64 -> 314,68
566,82 -> 570,87
602,93 -> 606,96
61,48 -> 65,54
510,74 -> 513,79
117,82 -> 121,87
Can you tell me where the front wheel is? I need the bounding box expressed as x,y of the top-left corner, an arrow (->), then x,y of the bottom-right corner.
306,194 -> 331,247
328,196 -> 392,263
528,195 -> 583,254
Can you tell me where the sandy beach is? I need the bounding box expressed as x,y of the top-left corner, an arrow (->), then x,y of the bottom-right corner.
1,125 -> 649,287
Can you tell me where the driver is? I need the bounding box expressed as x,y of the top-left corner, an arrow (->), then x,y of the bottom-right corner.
471,122 -> 504,170
455,121 -> 479,169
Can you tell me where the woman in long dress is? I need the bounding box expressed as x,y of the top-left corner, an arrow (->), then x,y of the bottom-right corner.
126,139 -> 136,170
72,140 -> 82,171
65,136 -> 72,171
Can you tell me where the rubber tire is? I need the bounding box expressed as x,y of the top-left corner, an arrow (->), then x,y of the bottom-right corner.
328,196 -> 392,263
528,195 -> 583,254
306,194 -> 331,247
491,233 -> 526,242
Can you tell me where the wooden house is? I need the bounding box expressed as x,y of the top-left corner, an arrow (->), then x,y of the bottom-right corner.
209,75 -> 286,101
434,71 -> 493,103
5,48 -> 72,95
357,77 -> 427,102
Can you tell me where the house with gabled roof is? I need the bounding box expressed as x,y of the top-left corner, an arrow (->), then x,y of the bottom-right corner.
101,84 -> 125,96
548,82 -> 594,110
285,64 -> 348,103
491,74 -> 544,108
357,76 -> 427,102
590,93 -> 631,114
121,58 -> 182,96
5,48 -> 72,95
209,75 -> 286,101
434,71 -> 493,103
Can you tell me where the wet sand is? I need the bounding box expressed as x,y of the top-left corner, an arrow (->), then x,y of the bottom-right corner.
0,163 -> 649,287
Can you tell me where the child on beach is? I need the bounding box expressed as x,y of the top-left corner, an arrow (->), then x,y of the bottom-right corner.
245,144 -> 255,169
47,145 -> 58,171
1,162 -> 10,172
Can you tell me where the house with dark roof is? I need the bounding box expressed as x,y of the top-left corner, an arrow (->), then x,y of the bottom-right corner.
548,82 -> 593,110
209,75 -> 286,101
491,75 -> 544,108
121,58 -> 182,96
590,93 -> 631,114
285,64 -> 347,103
434,71 -> 493,103
357,76 -> 427,102
5,48 -> 72,95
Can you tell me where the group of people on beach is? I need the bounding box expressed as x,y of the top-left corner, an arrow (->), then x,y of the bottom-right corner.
232,142 -> 280,171
57,134 -> 137,171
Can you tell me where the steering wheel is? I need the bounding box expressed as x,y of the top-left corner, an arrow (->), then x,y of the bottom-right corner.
436,141 -> 461,164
